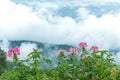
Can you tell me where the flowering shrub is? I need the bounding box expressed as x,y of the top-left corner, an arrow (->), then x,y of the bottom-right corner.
0,42 -> 120,80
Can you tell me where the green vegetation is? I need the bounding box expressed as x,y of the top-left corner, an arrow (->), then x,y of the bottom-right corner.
0,42 -> 120,80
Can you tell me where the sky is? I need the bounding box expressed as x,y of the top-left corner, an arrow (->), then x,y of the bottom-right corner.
0,0 -> 120,50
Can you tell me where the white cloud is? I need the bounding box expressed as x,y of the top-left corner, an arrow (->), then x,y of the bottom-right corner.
0,0 -> 120,51
0,0 -> 41,39
19,43 -> 37,59
113,52 -> 120,64
76,7 -> 90,20
0,39 -> 9,51
101,0 -> 120,3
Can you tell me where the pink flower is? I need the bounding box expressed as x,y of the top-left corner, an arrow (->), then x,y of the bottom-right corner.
69,48 -> 79,54
79,42 -> 87,48
82,54 -> 88,59
56,50 -> 66,55
90,46 -> 99,52
8,48 -> 20,57
13,48 -> 20,55
8,49 -> 13,57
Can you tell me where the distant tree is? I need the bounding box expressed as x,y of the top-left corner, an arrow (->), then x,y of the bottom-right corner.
0,47 -> 7,75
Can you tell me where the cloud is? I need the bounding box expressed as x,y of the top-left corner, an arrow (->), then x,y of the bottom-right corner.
19,43 -> 37,59
0,0 -> 41,39
113,52 -> 120,64
99,0 -> 120,3
0,39 -> 9,51
0,0 -> 120,51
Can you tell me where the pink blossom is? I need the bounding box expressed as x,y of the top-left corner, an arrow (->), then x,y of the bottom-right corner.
79,42 -> 87,48
57,50 -> 66,55
13,48 -> 20,55
7,48 -> 20,57
69,48 -> 79,54
8,49 -> 13,57
90,46 -> 99,52
82,54 -> 88,59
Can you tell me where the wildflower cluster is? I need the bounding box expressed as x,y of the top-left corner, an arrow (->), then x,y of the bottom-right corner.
0,42 -> 119,80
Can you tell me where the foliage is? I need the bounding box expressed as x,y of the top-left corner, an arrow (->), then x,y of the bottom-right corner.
0,42 -> 120,80
0,47 -> 7,75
